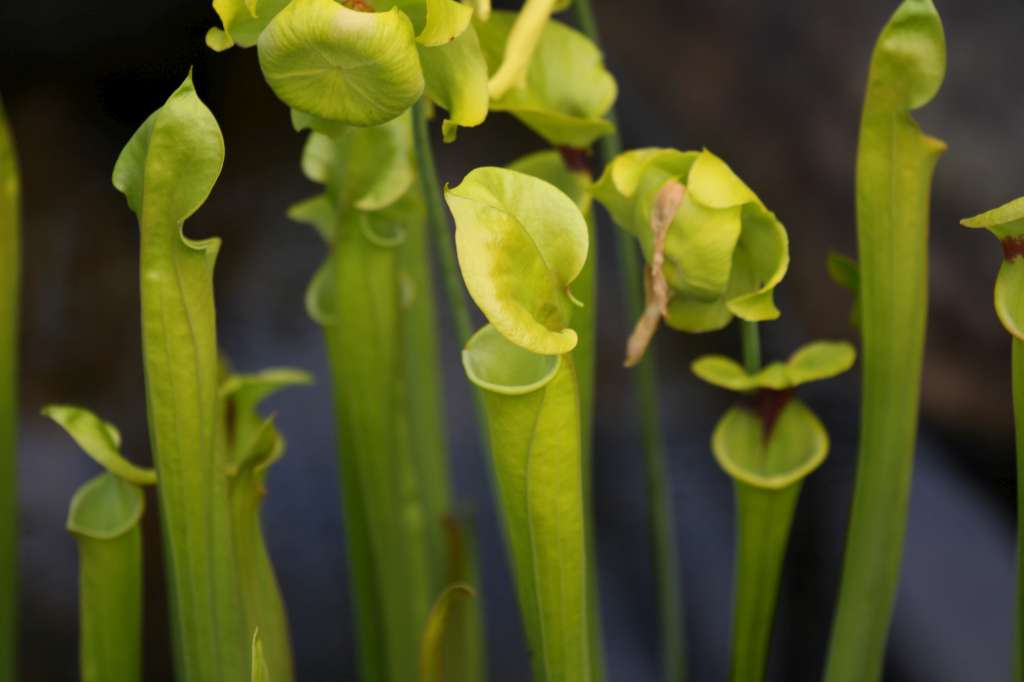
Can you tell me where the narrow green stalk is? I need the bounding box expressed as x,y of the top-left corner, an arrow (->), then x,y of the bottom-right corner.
293,117 -> 462,682
447,166 -> 593,682
570,3 -> 685,680
401,193 -> 455,579
68,474 -> 146,682
412,99 -> 474,346
1014,338 -> 1024,682
731,482 -> 799,682
0,96 -> 19,682
328,212 -> 433,682
824,4 -> 945,679
42,406 -> 159,682
740,320 -> 762,374
409,99 -> 489,679
219,369 -> 310,682
694,336 -> 854,682
506,150 -> 605,682
730,318 -> 793,682
958,198 -> 1024,679
113,75 -> 248,680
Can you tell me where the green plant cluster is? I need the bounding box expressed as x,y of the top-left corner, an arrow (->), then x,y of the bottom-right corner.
5,0 -> 1024,681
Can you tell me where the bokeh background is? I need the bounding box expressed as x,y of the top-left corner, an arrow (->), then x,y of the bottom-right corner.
2,0 -> 1023,679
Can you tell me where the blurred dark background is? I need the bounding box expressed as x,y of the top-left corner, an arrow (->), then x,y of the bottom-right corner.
2,0 -> 1023,679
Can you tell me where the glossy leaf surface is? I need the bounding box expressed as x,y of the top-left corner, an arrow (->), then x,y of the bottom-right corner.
67,473 -> 145,682
825,2 -> 946,680
258,0 -> 424,127
446,166 -> 589,355
419,583 -> 476,682
961,196 -> 1024,339
220,368 -> 311,682
251,630 -> 270,682
49,405 -> 151,682
477,11 -> 616,147
463,325 -> 591,682
42,406 -> 157,485
712,399 -> 829,489
112,74 -> 248,681
826,251 -> 861,328
206,0 -> 290,51
692,341 -> 856,393
418,24 -> 489,142
730,481 -> 800,682
505,150 -> 594,442
485,0 -> 558,98
593,148 -> 789,335
506,150 -> 604,677
294,116 -> 456,682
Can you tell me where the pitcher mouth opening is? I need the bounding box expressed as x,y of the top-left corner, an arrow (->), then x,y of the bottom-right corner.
462,324 -> 562,396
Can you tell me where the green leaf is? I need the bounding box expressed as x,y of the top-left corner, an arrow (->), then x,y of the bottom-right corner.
289,108 -> 349,138
730,481 -> 800,682
462,324 -> 561,394
419,0 -> 474,46
445,166 -> 589,354
220,367 -> 312,471
419,24 -> 489,142
304,255 -> 338,326
507,149 -> 590,207
462,325 -> 592,682
505,151 -> 602,677
257,0 -> 424,127
250,630 -> 270,682
0,94 -> 19,682
41,405 -> 156,485
826,251 -> 861,329
67,473 -> 145,682
692,341 -> 856,393
712,399 -> 829,489
504,150 -> 593,402
418,583 -> 476,682
66,472 -> 145,541
375,0 -> 473,45
786,341 -> 857,385
826,251 -> 859,292
299,114 -> 415,212
287,194 -> 335,243
462,0 -> 490,21
962,196 -> 1024,230
484,0 -> 555,98
477,11 -> 616,147
995,259 -> 1024,341
320,200 -> 440,682
825,2 -> 946,680
207,0 -> 291,51
594,148 -> 788,333
960,196 -> 1024,339
219,367 -> 308,682
113,74 -> 249,681
438,517 -> 485,682
395,183 -> 457,618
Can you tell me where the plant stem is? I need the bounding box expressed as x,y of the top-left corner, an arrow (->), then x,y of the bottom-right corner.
570,3 -> 685,681
823,3 -> 944,675
411,99 -> 488,679
730,318 -> 797,682
0,96 -> 19,682
730,481 -> 799,682
412,99 -> 474,346
1013,338 -> 1024,682
740,320 -> 762,374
